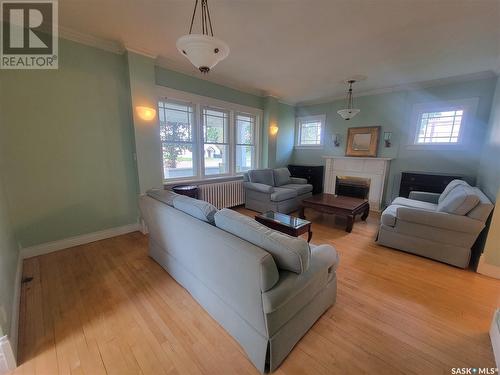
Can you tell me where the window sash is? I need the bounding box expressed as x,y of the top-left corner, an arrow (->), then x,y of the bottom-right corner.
159,94 -> 260,182
415,110 -> 463,144
296,115 -> 325,147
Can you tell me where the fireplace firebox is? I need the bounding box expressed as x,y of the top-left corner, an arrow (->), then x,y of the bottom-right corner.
335,176 -> 370,199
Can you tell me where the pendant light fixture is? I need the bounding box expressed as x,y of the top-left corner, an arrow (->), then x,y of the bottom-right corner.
176,0 -> 229,73
337,79 -> 360,120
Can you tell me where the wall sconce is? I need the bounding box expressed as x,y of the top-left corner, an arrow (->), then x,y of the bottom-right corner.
269,124 -> 279,136
333,133 -> 342,147
136,106 -> 157,121
384,131 -> 392,147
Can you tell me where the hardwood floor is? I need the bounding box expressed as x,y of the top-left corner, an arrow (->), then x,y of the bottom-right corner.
12,207 -> 500,375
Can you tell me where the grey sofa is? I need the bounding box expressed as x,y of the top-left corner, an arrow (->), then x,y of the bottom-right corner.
243,168 -> 313,213
377,180 -> 493,268
139,190 -> 338,372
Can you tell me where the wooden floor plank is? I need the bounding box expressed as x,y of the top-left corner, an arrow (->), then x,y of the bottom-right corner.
11,207 -> 500,374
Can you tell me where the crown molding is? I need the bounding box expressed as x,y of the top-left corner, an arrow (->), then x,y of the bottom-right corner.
297,70 -> 498,107
124,46 -> 158,59
155,56 -> 266,98
59,26 -> 124,54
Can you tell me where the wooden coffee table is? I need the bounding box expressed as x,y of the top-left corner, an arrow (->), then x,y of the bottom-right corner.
255,211 -> 312,242
299,194 -> 369,233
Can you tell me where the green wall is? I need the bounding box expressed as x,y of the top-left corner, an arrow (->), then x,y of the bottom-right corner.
478,79 -> 500,202
0,148 -> 19,339
155,66 -> 265,109
294,77 -> 497,204
0,38 -> 140,248
275,102 -> 296,167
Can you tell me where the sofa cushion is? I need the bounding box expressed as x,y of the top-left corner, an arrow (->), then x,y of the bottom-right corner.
437,185 -> 480,215
214,209 -> 310,274
392,197 -> 438,211
270,187 -> 297,202
173,195 -> 218,224
146,189 -> 179,206
248,169 -> 275,186
438,179 -> 469,203
273,168 -> 291,186
262,244 -> 338,335
467,187 -> 494,222
280,183 -> 313,196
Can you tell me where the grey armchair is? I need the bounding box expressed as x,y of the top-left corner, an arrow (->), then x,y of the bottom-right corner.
377,180 -> 494,268
243,168 -> 313,213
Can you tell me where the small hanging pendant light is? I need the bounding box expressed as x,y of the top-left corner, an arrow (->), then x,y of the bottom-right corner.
337,80 -> 360,120
176,0 -> 229,73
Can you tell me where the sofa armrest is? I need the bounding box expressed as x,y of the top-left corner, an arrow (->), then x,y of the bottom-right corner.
290,177 -> 308,184
408,191 -> 440,204
243,181 -> 274,194
396,207 -> 484,234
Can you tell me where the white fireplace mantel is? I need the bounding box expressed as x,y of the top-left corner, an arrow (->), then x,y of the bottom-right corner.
323,156 -> 393,211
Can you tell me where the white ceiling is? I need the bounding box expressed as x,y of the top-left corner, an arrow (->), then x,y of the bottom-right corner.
59,0 -> 500,104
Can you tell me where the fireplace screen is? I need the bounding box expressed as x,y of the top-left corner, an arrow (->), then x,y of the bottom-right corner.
335,176 -> 370,199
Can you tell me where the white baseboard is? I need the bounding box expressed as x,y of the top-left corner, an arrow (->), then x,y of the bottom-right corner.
0,336 -> 16,374
490,309 -> 500,369
20,223 -> 141,259
477,255 -> 500,279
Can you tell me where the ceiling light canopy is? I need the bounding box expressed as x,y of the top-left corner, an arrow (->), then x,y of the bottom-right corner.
176,0 -> 229,74
338,79 -> 360,120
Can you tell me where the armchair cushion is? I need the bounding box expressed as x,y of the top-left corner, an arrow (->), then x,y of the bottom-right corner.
248,168 -> 275,186
271,187 -> 298,202
214,209 -> 310,274
408,191 -> 440,204
273,168 -> 292,186
280,183 -> 313,196
392,197 -> 437,211
290,177 -> 308,184
437,185 -> 480,215
244,181 -> 274,194
438,179 -> 469,203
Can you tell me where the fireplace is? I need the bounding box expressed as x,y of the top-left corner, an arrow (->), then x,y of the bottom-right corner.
335,176 -> 370,199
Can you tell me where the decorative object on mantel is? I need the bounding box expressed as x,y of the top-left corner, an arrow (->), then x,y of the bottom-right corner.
176,0 -> 230,73
384,131 -> 392,147
346,126 -> 380,157
337,79 -> 361,120
333,133 -> 342,147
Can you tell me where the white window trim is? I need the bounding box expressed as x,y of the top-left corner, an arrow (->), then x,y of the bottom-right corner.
157,86 -> 262,183
295,114 -> 326,148
406,98 -> 479,151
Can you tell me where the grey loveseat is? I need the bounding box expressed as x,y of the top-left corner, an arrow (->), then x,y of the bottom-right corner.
243,168 -> 313,213
377,180 -> 493,268
139,189 -> 338,372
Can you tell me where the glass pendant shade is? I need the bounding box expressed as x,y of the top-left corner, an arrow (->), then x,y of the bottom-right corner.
338,79 -> 361,120
177,34 -> 229,73
337,108 -> 360,120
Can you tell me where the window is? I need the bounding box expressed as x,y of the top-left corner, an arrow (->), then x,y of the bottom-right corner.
159,100 -> 196,180
410,99 -> 478,148
295,115 -> 326,147
203,107 -> 229,176
158,89 -> 261,182
235,113 -> 256,172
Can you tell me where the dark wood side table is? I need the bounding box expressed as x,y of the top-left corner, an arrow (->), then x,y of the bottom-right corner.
172,185 -> 198,199
255,211 -> 312,242
300,193 -> 369,233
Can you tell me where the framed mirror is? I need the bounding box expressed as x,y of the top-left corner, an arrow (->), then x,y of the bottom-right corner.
346,126 -> 381,157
